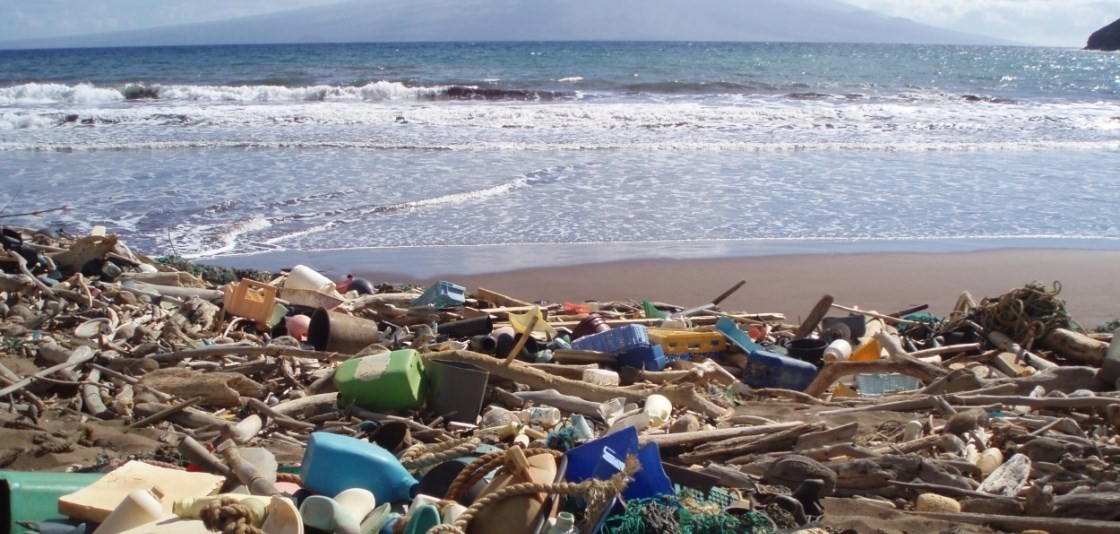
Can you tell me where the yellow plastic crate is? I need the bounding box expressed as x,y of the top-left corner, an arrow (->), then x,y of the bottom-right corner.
647,328 -> 727,355
222,278 -> 277,328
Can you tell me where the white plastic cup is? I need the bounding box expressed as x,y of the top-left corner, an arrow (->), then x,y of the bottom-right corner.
823,339 -> 853,363
285,264 -> 336,293
582,368 -> 620,386
644,394 -> 673,427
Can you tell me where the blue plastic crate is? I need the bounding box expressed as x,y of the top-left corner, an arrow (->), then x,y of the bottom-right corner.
571,324 -> 650,354
411,281 -> 466,308
619,345 -> 667,371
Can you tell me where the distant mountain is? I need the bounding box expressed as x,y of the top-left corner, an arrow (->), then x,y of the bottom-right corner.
1086,17 -> 1120,50
0,0 -> 1013,50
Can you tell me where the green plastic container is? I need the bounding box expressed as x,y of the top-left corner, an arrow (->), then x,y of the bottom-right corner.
1,470 -> 104,534
335,349 -> 427,412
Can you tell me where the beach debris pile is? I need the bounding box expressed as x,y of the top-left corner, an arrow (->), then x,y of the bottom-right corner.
0,226 -> 1118,534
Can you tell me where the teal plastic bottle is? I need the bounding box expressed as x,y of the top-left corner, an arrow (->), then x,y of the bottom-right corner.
300,432 -> 418,504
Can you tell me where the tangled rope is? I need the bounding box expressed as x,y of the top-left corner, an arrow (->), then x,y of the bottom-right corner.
948,280 -> 1075,344
400,436 -> 483,471
444,447 -> 563,501
199,496 -> 262,534
428,454 -> 640,534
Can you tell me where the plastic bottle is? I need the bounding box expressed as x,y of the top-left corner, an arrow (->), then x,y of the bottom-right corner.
300,432 -> 418,505
822,339 -> 852,363
643,394 -> 672,427
515,406 -> 562,428
546,511 -> 577,534
976,447 -> 1004,477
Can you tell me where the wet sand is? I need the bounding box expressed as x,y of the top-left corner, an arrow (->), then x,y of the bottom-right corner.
346,249 -> 1120,329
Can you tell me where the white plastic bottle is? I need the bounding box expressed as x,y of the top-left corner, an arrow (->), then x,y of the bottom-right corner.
823,339 -> 852,362
644,394 -> 673,427
546,511 -> 577,534
516,406 -> 562,428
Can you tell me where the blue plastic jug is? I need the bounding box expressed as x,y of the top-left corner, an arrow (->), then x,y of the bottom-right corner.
744,349 -> 818,391
300,432 -> 418,504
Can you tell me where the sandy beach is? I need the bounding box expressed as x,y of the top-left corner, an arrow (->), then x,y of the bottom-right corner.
340,248 -> 1120,330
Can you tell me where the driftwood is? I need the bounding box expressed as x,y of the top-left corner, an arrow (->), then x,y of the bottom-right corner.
80,368 -> 113,419
0,349 -> 96,398
795,422 -> 859,451
639,422 -> 803,449
139,367 -> 267,408
1042,328 -> 1109,366
246,397 -> 316,431
421,350 -> 730,418
804,354 -> 950,398
269,392 -> 339,419
913,511 -> 1120,534
794,294 -> 833,339
150,343 -> 342,364
129,397 -> 204,429
511,389 -> 602,417
679,423 -> 824,464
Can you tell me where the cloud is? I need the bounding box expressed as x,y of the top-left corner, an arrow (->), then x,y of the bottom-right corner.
843,0 -> 1118,46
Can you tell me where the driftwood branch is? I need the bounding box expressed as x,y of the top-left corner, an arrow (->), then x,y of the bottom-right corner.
804,354 -> 950,398
912,511 -> 1120,534
151,343 -> 343,364
0,349 -> 96,398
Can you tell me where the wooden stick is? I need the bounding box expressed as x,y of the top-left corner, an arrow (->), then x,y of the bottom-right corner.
80,368 -> 114,419
795,294 -> 834,339
7,249 -> 54,296
246,397 -> 315,431
803,355 -> 948,398
710,280 -> 747,307
831,303 -> 921,326
128,396 -> 202,428
150,343 -> 343,364
639,422 -> 803,449
0,349 -> 96,398
911,511 -> 1120,534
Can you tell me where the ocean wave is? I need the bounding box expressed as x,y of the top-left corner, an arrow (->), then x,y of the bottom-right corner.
192,175 -> 537,251
3,139 -> 1118,153
0,80 -> 580,105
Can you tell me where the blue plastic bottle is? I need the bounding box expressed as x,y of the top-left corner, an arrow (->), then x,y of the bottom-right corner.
300,432 -> 418,504
744,349 -> 818,391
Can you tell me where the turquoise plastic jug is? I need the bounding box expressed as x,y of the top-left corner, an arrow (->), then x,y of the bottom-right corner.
300,432 -> 418,504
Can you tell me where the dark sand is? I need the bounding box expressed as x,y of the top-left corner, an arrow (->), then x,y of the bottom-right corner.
347,249 -> 1120,329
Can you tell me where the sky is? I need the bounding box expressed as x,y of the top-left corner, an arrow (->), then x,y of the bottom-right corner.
1,0 -> 1116,47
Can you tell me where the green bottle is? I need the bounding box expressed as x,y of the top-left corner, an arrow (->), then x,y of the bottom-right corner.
334,349 -> 427,412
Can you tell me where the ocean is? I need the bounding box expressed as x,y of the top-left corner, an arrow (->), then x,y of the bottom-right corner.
1,41 -> 1118,277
